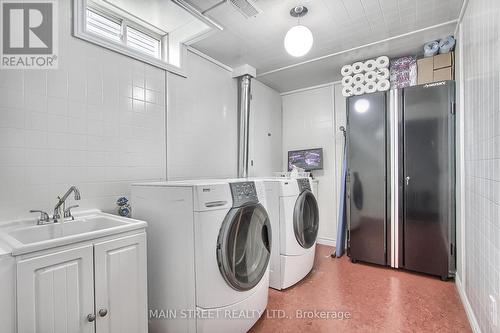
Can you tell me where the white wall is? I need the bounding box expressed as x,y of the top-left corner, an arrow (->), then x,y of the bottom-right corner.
0,0 -> 166,222
166,52 -> 238,180
0,0 -> 280,222
167,61 -> 282,180
282,84 -> 345,246
458,0 -> 500,332
249,79 -> 282,177
333,84 -> 347,227
0,0 -> 290,227
455,22 -> 464,284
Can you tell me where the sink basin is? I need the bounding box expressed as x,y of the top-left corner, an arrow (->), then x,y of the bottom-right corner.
0,211 -> 147,255
8,217 -> 125,244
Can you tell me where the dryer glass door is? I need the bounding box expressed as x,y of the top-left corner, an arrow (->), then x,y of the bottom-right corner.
217,203 -> 271,291
294,190 -> 319,249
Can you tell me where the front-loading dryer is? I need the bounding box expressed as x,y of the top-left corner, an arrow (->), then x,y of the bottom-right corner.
132,179 -> 271,333
262,177 -> 319,290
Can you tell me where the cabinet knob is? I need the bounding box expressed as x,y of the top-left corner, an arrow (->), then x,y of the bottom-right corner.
87,314 -> 96,322
99,309 -> 108,317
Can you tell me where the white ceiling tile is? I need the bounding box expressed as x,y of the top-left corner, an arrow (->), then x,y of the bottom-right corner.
379,0 -> 399,12
321,0 -> 351,23
258,21 -> 456,92
341,0 -> 367,19
188,0 -> 463,75
361,0 -> 382,13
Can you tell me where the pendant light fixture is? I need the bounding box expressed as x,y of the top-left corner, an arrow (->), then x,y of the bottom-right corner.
284,5 -> 313,57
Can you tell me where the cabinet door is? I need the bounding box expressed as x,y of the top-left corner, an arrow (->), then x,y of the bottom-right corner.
347,92 -> 388,265
248,80 -> 282,177
402,82 -> 454,277
17,245 -> 95,333
94,233 -> 147,333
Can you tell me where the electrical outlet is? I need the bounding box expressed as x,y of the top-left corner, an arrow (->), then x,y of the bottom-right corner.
489,294 -> 498,327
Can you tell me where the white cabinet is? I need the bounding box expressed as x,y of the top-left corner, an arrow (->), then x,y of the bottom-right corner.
16,232 -> 147,333
17,245 -> 95,333
248,80 -> 282,177
94,233 -> 147,333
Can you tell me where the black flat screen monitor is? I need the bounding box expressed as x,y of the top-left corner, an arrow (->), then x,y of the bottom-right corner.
288,148 -> 323,171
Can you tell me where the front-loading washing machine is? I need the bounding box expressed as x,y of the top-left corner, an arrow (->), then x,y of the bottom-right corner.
262,177 -> 319,290
132,179 -> 271,333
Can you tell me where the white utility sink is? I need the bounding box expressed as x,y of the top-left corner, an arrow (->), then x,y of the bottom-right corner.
0,211 -> 147,255
8,216 -> 125,244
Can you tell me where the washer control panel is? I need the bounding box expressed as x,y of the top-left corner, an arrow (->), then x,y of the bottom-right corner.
230,181 -> 258,207
297,178 -> 311,192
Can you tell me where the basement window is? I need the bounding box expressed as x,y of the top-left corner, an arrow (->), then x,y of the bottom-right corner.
126,26 -> 161,59
85,9 -> 122,43
84,8 -> 162,60
74,0 -> 220,74
73,0 -> 184,73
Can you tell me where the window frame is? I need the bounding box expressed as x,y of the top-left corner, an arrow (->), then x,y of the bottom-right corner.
73,0 -> 187,77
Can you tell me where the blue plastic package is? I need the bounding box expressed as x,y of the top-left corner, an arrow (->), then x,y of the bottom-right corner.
424,40 -> 439,57
439,35 -> 456,54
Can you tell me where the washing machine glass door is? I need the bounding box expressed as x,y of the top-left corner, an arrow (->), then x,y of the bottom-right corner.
293,190 -> 319,249
217,203 -> 271,291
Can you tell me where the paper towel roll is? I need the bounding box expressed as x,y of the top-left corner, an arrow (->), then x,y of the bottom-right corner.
341,64 -> 353,76
365,82 -> 377,94
364,71 -> 378,82
342,86 -> 353,97
353,84 -> 365,96
375,56 -> 390,69
353,73 -> 365,85
352,62 -> 364,74
377,80 -> 390,92
363,59 -> 377,72
376,68 -> 390,80
342,75 -> 354,86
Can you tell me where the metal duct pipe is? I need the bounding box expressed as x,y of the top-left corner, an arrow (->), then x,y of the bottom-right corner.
237,74 -> 252,178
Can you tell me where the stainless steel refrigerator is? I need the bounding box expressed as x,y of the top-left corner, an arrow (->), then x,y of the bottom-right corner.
346,81 -> 456,280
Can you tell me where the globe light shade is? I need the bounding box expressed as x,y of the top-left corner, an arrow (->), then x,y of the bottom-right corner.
284,25 -> 313,57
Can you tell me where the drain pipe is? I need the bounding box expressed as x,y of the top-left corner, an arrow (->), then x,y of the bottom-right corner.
233,65 -> 257,178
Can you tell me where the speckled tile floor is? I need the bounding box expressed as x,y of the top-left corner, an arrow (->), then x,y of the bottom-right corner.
250,245 -> 471,333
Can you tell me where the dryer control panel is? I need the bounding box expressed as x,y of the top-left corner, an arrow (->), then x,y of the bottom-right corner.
297,178 -> 311,192
230,182 -> 259,207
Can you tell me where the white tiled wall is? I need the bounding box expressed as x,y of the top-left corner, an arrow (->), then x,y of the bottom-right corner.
0,0 -> 166,221
282,85 -> 339,245
461,0 -> 500,331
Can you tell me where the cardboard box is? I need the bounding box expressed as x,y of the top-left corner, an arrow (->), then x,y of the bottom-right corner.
433,52 -> 454,69
417,57 -> 434,84
433,67 -> 454,81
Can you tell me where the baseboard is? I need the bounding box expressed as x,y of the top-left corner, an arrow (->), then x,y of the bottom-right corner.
456,275 -> 482,333
317,237 -> 336,247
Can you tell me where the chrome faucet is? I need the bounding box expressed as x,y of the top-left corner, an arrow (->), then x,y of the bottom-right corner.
53,186 -> 81,222
30,210 -> 51,225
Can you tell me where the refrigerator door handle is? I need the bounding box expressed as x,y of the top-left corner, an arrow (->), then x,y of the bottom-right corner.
405,176 -> 410,186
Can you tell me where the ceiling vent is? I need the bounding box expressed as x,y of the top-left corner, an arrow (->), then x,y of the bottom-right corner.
229,0 -> 261,18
